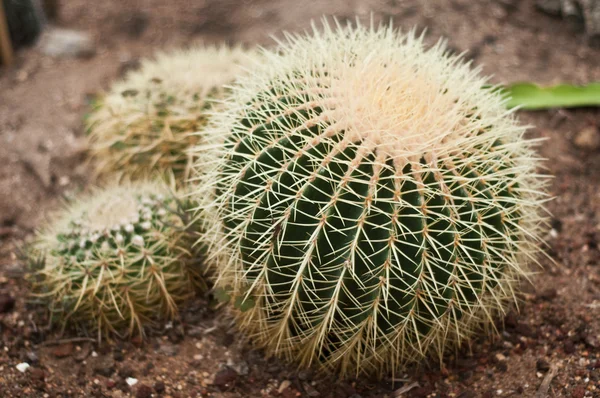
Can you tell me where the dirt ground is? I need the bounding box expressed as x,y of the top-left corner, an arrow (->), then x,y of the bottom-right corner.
1,0 -> 600,397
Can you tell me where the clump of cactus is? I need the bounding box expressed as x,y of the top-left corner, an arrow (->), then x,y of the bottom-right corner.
86,46 -> 253,185
193,21 -> 548,376
29,182 -> 204,339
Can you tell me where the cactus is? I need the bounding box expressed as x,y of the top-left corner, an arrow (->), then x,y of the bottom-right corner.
86,46 -> 253,185
193,21 -> 548,376
29,182 -> 204,339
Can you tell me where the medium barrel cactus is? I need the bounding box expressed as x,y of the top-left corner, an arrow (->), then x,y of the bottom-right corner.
86,46 -> 253,185
194,22 -> 548,376
30,182 -> 204,339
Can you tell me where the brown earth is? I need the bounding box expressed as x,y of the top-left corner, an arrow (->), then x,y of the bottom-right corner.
1,0 -> 600,397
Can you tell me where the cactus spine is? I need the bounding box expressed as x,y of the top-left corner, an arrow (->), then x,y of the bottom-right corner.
30,182 -> 204,339
86,46 -> 253,185
193,21 -> 548,376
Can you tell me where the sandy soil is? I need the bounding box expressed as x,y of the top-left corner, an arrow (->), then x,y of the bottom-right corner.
0,0 -> 599,397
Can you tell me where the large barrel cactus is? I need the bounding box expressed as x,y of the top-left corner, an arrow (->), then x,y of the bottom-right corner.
30,182 -> 205,339
193,22 -> 548,376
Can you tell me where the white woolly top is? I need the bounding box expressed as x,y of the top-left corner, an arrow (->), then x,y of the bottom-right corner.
205,21 -> 523,170
106,45 -> 253,109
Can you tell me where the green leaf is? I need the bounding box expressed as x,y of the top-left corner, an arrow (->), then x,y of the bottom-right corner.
501,82 -> 600,110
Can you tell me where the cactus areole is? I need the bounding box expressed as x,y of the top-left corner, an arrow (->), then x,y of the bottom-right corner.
196,21 -> 547,376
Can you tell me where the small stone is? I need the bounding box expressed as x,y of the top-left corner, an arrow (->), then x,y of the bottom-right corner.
538,288 -> 557,301
126,377 -> 138,386
495,353 -> 507,362
39,28 -> 95,58
213,367 -> 238,388
30,368 -> 45,381
52,343 -> 74,358
574,127 -> 600,151
584,334 -> 599,348
142,361 -> 154,376
0,293 -> 15,313
16,362 -> 30,373
136,384 -> 153,398
536,359 -> 551,372
58,176 -> 70,186
496,361 -> 508,372
26,351 -> 39,364
93,356 -> 116,377
278,380 -> 292,393
232,360 -> 249,376
113,351 -> 125,362
153,380 -> 166,393
564,340 -> 576,354
158,343 -> 178,356
74,344 -> 91,362
571,386 -> 585,398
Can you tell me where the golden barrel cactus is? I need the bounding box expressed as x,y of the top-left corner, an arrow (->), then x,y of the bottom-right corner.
193,21 -> 549,376
87,46 -> 254,185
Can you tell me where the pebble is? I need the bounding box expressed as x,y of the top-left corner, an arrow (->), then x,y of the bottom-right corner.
39,28 -> 95,58
30,368 -> 45,381
158,343 -> 178,356
212,367 -> 238,388
26,351 -> 39,364
0,293 -> 15,313
93,356 -> 116,377
153,380 -> 166,393
16,362 -> 30,373
229,359 -> 249,376
537,288 -> 558,301
573,127 -> 600,151
571,386 -> 585,398
74,344 -> 91,362
126,377 -> 138,386
136,384 -> 153,398
52,343 -> 74,358
278,380 -> 292,393
564,340 -> 576,354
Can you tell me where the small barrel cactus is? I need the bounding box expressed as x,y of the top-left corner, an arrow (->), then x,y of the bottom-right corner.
86,46 -> 254,185
193,22 -> 548,376
29,182 -> 204,339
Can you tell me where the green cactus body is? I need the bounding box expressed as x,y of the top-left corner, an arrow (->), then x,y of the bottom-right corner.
30,183 -> 204,339
194,22 -> 548,376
